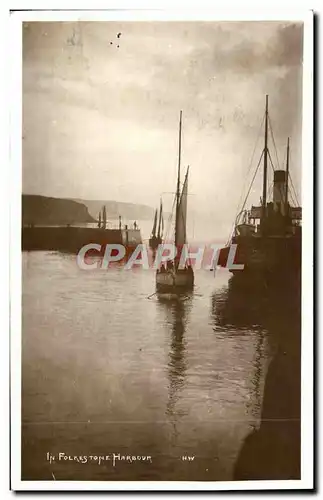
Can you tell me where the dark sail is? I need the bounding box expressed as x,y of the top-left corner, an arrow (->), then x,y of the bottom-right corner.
157,199 -> 163,240
102,206 -> 107,230
176,167 -> 189,247
151,209 -> 158,237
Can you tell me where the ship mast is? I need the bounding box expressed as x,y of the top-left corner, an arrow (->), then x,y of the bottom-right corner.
102,205 -> 107,230
261,95 -> 269,228
151,209 -> 157,237
284,137 -> 290,215
175,110 -> 182,249
157,198 -> 163,239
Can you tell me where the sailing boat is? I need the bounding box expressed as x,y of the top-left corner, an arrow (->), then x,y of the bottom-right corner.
102,205 -> 107,230
218,95 -> 302,277
97,205 -> 107,230
149,199 -> 163,249
156,111 -> 194,291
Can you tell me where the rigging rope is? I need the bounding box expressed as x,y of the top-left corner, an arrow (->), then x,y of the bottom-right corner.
288,186 -> 297,207
226,149 -> 264,245
268,149 -> 276,174
234,113 -> 265,215
239,149 -> 264,216
225,112 -> 265,245
282,147 -> 287,172
288,173 -> 300,206
268,115 -> 281,170
268,148 -> 299,206
267,182 -> 274,201
267,148 -> 276,198
269,150 -> 297,206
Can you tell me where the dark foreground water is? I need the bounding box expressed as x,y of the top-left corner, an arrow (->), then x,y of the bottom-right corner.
22,251 -> 300,481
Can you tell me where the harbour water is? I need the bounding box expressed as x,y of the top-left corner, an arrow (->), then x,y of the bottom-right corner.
22,250 -> 300,481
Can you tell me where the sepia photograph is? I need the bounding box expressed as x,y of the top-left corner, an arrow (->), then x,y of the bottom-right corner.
10,9 -> 313,491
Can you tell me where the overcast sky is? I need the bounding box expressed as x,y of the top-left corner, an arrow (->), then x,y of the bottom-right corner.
23,21 -> 303,239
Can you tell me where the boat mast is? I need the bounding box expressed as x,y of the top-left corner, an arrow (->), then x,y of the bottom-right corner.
151,209 -> 157,237
102,205 -> 107,230
157,198 -> 163,239
261,95 -> 269,227
175,110 -> 182,248
284,137 -> 290,215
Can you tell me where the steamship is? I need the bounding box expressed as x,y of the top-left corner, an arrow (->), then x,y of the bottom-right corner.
218,95 -> 302,278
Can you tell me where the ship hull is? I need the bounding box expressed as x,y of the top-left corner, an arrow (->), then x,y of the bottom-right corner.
219,233 -> 301,278
156,269 -> 194,291
149,236 -> 162,250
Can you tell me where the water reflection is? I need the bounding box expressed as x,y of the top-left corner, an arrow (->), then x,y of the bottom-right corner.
22,249 -> 301,481
211,277 -> 268,422
156,292 -> 192,439
211,273 -> 301,480
213,272 -> 301,338
212,276 -> 269,331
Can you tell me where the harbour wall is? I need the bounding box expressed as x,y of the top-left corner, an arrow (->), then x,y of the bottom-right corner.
22,226 -> 142,253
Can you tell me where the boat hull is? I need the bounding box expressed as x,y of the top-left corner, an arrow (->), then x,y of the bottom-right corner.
149,236 -> 162,250
218,233 -> 301,278
156,270 -> 194,291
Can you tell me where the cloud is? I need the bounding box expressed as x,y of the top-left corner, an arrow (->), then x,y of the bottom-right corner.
22,21 -> 303,239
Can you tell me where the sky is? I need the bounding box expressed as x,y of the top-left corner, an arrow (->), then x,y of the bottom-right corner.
23,20 -> 303,240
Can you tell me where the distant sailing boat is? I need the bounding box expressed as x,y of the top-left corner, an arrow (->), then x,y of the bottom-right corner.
98,206 -> 107,229
156,111 -> 194,291
102,205 -> 107,230
149,199 -> 163,249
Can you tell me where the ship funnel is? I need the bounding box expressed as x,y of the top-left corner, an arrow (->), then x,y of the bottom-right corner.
273,170 -> 287,214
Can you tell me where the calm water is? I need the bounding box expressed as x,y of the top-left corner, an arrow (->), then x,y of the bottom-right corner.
22,251 -> 278,481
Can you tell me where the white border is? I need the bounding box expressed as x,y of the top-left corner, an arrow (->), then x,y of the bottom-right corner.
9,8 -> 314,492
10,7 -> 23,494
1,2 -> 10,499
9,8 -> 312,22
